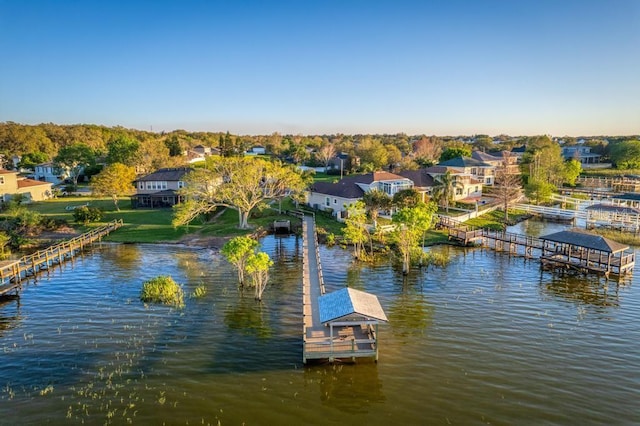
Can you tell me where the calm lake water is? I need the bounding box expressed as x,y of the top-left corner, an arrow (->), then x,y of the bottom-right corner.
0,221 -> 639,425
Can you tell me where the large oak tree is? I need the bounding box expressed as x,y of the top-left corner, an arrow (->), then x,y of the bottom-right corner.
173,157 -> 305,229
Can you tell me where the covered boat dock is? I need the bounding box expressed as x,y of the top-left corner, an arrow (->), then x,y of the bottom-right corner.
302,214 -> 388,363
540,230 -> 635,276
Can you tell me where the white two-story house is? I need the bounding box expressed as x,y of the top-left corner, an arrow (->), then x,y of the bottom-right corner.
307,171 -> 413,219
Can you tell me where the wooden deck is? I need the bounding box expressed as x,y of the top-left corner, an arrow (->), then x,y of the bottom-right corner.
301,215 -> 380,363
0,220 -> 123,296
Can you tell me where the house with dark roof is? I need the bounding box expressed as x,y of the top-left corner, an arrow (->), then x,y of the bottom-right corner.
472,150 -> 520,175
510,145 -> 526,161
396,169 -> 435,201
438,156 -> 496,185
307,171 -> 413,218
131,168 -> 192,208
561,146 -> 601,165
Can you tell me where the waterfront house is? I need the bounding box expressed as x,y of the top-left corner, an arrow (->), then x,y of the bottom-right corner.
131,167 -> 191,208
422,165 -> 483,201
0,169 -> 53,203
307,171 -> 413,219
438,156 -> 496,186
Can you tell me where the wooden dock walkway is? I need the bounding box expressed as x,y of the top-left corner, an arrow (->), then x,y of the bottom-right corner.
301,214 -> 383,363
0,219 -> 123,296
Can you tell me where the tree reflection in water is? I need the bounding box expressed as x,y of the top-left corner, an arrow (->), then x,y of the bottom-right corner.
307,363 -> 385,413
0,296 -> 20,337
223,296 -> 273,339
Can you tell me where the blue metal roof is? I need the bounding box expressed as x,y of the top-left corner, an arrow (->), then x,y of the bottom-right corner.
318,287 -> 388,324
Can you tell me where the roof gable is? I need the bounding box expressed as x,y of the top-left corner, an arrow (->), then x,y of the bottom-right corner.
319,287 -> 388,323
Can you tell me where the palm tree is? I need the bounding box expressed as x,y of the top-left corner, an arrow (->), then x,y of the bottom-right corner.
432,171 -> 460,213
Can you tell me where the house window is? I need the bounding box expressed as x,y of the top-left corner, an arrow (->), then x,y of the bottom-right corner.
475,186 -> 479,193
456,188 -> 463,196
325,197 -> 330,206
138,182 -> 144,189
334,199 -> 337,204
178,181 -> 185,189
486,178 -> 491,184
0,176 -> 4,185
471,168 -> 477,175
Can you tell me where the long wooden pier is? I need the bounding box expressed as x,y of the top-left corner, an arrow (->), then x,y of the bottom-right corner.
440,218 -> 635,276
301,214 -> 385,363
0,219 -> 123,296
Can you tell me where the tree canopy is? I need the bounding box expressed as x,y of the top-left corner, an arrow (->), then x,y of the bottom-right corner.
54,142 -> 96,187
392,202 -> 437,274
610,140 -> 640,169
106,135 -> 140,166
173,157 -> 305,229
439,147 -> 472,162
221,236 -> 259,286
90,163 -> 136,211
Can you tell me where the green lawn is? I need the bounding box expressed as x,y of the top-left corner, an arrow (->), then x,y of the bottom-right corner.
581,168 -> 638,177
22,196 -> 309,243
311,172 -> 340,183
23,196 -> 194,243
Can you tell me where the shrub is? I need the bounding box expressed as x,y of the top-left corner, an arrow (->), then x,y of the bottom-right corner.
72,206 -> 103,225
140,275 -> 184,307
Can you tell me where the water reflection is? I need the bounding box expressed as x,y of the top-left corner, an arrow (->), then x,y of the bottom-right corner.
387,287 -> 433,341
223,296 -> 273,339
307,363 -> 385,414
540,272 -> 626,311
0,296 -> 20,336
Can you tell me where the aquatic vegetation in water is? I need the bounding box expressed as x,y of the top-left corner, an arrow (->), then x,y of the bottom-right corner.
191,285 -> 207,298
140,276 -> 185,307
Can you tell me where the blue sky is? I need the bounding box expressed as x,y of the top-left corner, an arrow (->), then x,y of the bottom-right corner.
0,0 -> 638,136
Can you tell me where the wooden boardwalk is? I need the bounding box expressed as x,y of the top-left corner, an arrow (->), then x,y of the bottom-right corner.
301,214 -> 381,363
0,220 -> 123,296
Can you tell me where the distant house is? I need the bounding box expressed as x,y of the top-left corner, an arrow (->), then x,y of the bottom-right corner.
562,146 -> 601,165
186,145 -> 219,164
308,171 -> 413,218
131,167 -> 192,208
510,145 -> 526,162
245,145 -> 266,155
193,145 -> 212,156
438,156 -> 496,186
326,153 -> 354,174
34,162 -> 69,185
0,169 -> 53,203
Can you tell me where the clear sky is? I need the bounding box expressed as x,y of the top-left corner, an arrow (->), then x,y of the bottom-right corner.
0,0 -> 638,136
